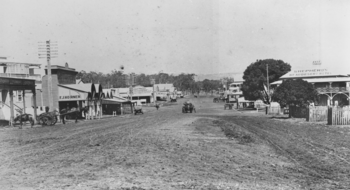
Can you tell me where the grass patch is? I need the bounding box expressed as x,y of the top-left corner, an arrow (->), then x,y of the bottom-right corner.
213,120 -> 255,144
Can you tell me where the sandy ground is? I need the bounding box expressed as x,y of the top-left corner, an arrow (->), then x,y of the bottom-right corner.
1,96 -> 350,190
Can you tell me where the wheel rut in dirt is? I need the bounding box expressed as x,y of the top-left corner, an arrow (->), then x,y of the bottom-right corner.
217,114 -> 350,189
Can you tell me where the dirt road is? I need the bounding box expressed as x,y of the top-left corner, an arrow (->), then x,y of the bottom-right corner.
1,96 -> 350,189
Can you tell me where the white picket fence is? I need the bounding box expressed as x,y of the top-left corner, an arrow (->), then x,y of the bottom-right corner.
266,106 -> 282,115
308,106 -> 328,122
330,107 -> 350,125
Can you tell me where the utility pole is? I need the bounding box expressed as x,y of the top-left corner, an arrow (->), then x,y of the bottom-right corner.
158,70 -> 163,84
129,73 -> 134,101
266,64 -> 269,103
38,40 -> 58,111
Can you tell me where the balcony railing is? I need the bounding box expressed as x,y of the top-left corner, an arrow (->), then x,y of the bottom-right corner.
0,73 -> 41,81
316,87 -> 350,93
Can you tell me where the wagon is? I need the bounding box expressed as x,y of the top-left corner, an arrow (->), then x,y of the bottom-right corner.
37,111 -> 58,126
134,105 -> 144,115
170,96 -> 177,102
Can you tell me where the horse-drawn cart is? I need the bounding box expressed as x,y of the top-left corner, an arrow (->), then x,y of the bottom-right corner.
182,102 -> 196,113
37,111 -> 58,126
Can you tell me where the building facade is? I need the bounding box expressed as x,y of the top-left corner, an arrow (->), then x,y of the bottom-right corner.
272,65 -> 350,106
0,61 -> 41,124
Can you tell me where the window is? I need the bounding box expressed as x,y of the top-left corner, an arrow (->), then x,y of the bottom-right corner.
17,91 -> 22,102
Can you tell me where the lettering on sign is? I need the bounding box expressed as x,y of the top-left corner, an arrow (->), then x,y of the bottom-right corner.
59,95 -> 81,100
133,88 -> 152,95
10,79 -> 22,85
0,78 -> 10,84
23,80 -> 34,85
288,69 -> 332,77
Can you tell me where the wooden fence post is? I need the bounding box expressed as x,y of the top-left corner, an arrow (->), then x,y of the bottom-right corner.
327,107 -> 332,125
306,107 -> 310,121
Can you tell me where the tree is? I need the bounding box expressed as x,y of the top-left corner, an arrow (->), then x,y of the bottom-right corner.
202,79 -> 221,94
241,59 -> 291,103
272,79 -> 318,107
135,73 -> 151,87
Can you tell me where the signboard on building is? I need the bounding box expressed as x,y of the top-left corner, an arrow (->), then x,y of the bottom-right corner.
58,86 -> 87,101
157,91 -> 168,97
281,66 -> 350,79
133,87 -> 152,95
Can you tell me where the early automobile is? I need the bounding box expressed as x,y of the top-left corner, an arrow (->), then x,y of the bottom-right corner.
182,102 -> 196,113
134,105 -> 144,115
170,96 -> 177,102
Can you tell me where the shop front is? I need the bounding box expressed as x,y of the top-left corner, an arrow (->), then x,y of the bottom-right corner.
0,77 -> 37,126
58,84 -> 89,113
272,66 -> 350,106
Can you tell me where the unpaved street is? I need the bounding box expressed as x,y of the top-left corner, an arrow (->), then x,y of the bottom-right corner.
1,96 -> 350,190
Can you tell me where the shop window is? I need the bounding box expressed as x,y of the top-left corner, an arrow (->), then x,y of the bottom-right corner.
17,91 -> 22,102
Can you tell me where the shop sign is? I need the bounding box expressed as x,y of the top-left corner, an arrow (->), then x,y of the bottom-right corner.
59,95 -> 81,100
157,92 -> 168,96
0,78 -> 10,84
58,86 -> 86,101
23,80 -> 34,85
133,87 -> 152,95
9,79 -> 22,85
286,69 -> 332,77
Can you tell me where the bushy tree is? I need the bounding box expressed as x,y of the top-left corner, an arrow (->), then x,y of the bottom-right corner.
272,79 -> 318,107
202,79 -> 221,94
241,59 -> 291,103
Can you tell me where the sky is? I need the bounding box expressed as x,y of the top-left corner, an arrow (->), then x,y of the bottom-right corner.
1,0 -> 350,76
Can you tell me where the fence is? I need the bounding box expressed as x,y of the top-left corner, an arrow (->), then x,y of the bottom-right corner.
328,107 -> 350,125
308,106 -> 328,122
266,106 -> 282,115
282,105 -> 350,125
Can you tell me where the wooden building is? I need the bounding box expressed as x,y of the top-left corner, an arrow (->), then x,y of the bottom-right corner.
271,66 -> 350,106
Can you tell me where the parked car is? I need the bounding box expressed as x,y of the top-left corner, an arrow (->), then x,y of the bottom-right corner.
177,91 -> 184,98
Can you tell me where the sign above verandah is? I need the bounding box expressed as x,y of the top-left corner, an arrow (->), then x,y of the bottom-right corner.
281,68 -> 347,79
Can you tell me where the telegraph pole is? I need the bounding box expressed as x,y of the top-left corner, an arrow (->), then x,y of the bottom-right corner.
266,64 -> 270,103
38,40 -> 58,111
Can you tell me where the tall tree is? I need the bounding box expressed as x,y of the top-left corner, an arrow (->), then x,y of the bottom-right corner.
272,79 -> 318,107
202,79 -> 221,94
241,59 -> 291,103
135,73 -> 151,87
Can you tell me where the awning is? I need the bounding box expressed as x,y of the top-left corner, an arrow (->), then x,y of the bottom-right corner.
102,98 -> 134,105
102,99 -> 125,105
